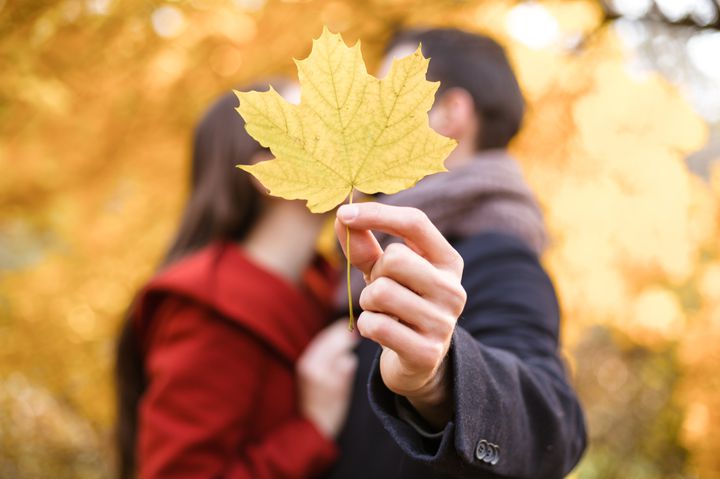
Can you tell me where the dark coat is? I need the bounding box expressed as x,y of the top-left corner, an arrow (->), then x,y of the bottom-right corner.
324,232 -> 587,479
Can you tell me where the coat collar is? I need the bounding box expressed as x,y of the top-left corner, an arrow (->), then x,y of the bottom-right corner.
135,242 -> 333,364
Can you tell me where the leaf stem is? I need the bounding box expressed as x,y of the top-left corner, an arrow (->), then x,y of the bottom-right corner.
346,189 -> 354,331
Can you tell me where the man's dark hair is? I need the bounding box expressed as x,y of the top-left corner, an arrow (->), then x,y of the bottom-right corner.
387,28 -> 525,150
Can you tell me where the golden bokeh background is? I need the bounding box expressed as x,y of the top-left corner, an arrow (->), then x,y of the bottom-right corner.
1,0 -> 718,477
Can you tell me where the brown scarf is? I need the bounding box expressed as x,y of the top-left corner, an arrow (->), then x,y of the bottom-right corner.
336,149 -> 548,313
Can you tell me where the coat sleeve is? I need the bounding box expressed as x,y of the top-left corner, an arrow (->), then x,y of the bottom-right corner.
137,296 -> 338,479
367,233 -> 587,479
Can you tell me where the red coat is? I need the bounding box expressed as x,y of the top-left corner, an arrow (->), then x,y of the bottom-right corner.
132,242 -> 338,478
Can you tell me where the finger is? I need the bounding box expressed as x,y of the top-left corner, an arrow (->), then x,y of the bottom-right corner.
368,242 -> 433,290
356,311 -> 438,370
337,203 -> 463,275
335,216 -> 383,278
359,276 -> 454,337
370,243 -> 466,314
367,242 -> 458,303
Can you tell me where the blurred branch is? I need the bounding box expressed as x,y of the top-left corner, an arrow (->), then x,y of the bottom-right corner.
598,0 -> 720,30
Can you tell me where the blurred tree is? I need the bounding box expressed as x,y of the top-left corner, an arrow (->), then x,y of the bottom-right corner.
601,0 -> 720,30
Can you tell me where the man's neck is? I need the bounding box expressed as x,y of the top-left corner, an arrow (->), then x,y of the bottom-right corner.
444,141 -> 478,170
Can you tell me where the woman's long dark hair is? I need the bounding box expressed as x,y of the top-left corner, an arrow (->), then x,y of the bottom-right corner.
115,82 -> 281,479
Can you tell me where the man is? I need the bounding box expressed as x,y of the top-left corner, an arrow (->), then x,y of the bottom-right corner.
321,28 -> 587,478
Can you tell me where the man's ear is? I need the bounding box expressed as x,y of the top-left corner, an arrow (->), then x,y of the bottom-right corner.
429,88 -> 478,142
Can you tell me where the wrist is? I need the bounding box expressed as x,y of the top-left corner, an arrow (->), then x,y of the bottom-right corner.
404,356 -> 453,429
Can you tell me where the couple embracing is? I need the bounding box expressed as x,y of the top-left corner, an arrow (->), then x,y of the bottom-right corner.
115,28 -> 586,479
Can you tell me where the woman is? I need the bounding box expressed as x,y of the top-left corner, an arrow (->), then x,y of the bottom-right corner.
115,82 -> 357,479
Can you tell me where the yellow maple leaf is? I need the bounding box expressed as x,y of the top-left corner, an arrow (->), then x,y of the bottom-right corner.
234,27 -> 457,213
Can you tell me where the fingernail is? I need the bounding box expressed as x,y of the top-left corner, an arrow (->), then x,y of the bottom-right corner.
338,204 -> 359,222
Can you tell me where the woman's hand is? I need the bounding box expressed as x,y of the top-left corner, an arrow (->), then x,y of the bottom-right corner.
297,320 -> 359,439
335,202 -> 466,429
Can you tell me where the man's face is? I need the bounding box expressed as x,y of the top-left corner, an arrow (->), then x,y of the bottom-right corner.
380,43 -> 446,136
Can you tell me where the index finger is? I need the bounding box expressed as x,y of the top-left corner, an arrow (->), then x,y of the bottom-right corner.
337,202 -> 463,274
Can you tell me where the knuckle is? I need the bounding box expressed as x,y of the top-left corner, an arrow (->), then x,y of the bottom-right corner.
397,207 -> 426,235
442,249 -> 464,277
411,207 -> 429,224
374,274 -> 393,286
360,283 -> 388,311
365,315 -> 390,340
434,273 -> 467,310
450,284 -> 467,313
384,242 -> 404,256
452,251 -> 465,275
370,276 -> 393,299
357,312 -> 376,336
431,340 -> 445,358
408,210 -> 428,234
432,272 -> 456,295
380,243 -> 409,273
359,286 -> 372,310
436,312 -> 457,336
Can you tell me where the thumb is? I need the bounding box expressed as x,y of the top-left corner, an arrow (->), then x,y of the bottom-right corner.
335,205 -> 384,278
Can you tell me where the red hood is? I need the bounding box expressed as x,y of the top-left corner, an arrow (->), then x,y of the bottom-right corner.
133,242 -> 335,364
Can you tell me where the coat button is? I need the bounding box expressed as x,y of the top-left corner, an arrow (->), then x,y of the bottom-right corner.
482,444 -> 495,464
475,439 -> 489,461
490,444 -> 500,465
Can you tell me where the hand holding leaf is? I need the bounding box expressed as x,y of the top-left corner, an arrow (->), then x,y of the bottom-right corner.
234,27 -> 456,328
